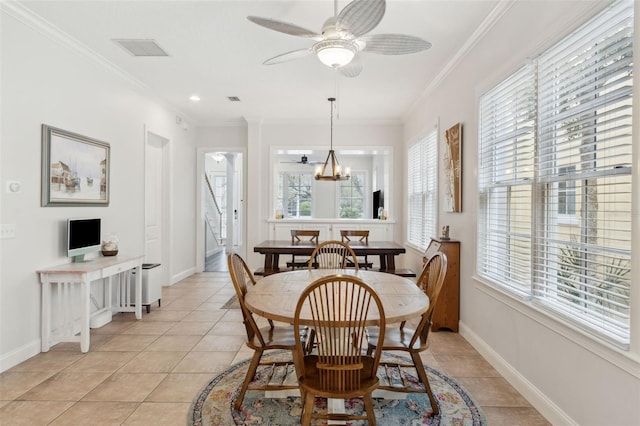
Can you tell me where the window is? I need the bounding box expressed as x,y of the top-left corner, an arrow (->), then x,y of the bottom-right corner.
407,127 -> 438,250
478,0 -> 633,347
277,171 -> 312,218
557,166 -> 577,217
339,171 -> 366,218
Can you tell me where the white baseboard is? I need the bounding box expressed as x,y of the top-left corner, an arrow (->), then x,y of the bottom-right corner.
171,267 -> 196,285
459,322 -> 576,425
0,339 -> 41,373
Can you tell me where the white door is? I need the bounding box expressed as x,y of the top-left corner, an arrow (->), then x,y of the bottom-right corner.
145,131 -> 169,283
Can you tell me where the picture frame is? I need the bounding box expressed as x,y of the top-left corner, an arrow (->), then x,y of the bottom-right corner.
41,124 -> 110,206
444,122 -> 462,212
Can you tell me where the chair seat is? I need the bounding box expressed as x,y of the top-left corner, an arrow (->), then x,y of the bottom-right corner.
367,326 -> 427,352
298,355 -> 380,399
247,324 -> 301,350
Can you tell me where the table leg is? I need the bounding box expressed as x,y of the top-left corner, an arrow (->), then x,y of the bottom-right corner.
386,254 -> 396,271
80,280 -> 90,353
134,265 -> 142,320
41,281 -> 51,352
264,253 -> 281,275
379,254 -> 387,270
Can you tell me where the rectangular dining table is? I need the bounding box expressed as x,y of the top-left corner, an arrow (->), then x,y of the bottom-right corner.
253,240 -> 415,277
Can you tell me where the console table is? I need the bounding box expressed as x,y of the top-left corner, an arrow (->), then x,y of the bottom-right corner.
37,254 -> 144,352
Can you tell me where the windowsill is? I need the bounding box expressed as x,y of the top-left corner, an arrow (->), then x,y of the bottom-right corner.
473,275 -> 640,379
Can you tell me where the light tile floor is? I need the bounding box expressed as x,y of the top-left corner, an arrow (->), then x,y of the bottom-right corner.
0,272 -> 550,425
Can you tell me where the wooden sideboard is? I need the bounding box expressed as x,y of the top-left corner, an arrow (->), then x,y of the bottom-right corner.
423,238 -> 460,332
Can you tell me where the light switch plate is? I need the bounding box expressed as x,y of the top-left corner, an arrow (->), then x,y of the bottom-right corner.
1,224 -> 16,239
6,181 -> 21,193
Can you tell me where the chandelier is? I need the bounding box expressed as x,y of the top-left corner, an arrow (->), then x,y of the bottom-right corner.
315,98 -> 350,181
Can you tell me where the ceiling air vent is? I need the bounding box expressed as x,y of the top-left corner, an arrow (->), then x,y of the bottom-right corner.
113,39 -> 169,57
227,96 -> 241,102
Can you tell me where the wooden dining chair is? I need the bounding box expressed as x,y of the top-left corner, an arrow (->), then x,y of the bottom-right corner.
287,229 -> 320,270
340,229 -> 372,269
308,240 -> 359,271
227,253 -> 301,410
366,252 -> 448,416
293,275 -> 385,425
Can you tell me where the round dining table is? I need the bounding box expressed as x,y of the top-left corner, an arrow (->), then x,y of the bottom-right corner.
245,269 -> 429,326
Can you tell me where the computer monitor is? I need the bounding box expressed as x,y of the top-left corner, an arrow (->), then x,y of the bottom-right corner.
67,218 -> 101,262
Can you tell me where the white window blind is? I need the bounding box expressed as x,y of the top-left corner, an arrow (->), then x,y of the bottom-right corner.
478,64 -> 536,294
407,127 -> 438,250
533,0 -> 633,345
478,0 -> 633,347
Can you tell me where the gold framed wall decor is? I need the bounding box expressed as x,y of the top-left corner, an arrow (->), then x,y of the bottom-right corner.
444,122 -> 462,212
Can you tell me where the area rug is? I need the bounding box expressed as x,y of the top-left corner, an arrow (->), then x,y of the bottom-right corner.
189,351 -> 486,425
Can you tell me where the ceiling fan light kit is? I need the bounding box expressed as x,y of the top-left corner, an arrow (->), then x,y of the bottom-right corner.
314,40 -> 356,68
315,97 -> 350,182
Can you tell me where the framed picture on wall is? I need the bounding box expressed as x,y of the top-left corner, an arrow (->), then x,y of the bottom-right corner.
444,122 -> 462,212
41,124 -> 110,206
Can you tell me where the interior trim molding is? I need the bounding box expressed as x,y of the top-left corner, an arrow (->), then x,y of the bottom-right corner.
405,0 -> 514,117
1,1 -> 195,125
473,276 -> 640,379
459,322 -> 577,426
172,267 -> 196,286
0,339 -> 41,373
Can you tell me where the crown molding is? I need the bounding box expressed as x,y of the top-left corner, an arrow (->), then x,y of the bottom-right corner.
404,0 -> 515,120
1,1 -> 197,125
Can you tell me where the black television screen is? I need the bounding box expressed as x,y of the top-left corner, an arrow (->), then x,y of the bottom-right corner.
373,190 -> 383,219
67,218 -> 101,261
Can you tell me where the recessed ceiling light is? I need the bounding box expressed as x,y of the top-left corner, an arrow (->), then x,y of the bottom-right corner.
189,95 -> 201,101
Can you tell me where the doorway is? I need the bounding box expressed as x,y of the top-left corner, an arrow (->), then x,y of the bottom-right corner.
145,130 -> 170,285
197,149 -> 244,272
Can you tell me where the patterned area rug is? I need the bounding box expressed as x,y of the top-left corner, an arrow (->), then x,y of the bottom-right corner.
189,351 -> 486,425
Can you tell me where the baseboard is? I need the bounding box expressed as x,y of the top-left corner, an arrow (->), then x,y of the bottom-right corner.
459,322 -> 576,425
172,266 -> 196,285
0,339 -> 41,373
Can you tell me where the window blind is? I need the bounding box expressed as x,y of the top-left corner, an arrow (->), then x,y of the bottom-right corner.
407,128 -> 437,250
533,0 -> 633,345
478,0 -> 633,347
478,64 -> 536,294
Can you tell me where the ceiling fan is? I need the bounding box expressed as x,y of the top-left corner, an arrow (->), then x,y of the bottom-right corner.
247,0 -> 431,77
280,155 -> 322,165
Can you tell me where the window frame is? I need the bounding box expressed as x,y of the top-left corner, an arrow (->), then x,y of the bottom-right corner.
337,170 -> 368,219
407,126 -> 438,251
476,0 -> 633,348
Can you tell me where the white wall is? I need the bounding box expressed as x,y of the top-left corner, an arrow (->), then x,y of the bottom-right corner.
0,8 -> 196,370
402,1 -> 640,425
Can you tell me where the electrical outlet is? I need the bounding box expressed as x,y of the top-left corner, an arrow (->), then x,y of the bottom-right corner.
1,224 -> 16,239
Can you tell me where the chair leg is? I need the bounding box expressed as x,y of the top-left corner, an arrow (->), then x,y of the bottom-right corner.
411,352 -> 439,416
301,390 -> 315,425
234,349 -> 263,410
363,393 -> 376,425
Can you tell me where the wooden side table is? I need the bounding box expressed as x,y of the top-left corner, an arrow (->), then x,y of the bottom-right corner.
424,238 -> 460,332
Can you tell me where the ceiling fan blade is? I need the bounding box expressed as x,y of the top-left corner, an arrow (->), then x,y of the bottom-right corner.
263,48 -> 313,65
338,55 -> 363,78
247,16 -> 322,40
336,0 -> 385,37
360,34 -> 432,55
